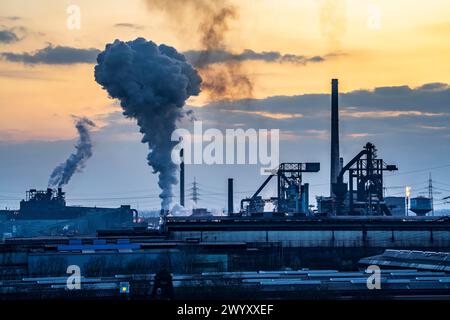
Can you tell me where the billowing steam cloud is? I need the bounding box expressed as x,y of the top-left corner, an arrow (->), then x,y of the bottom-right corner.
48,117 -> 96,188
184,49 -> 326,68
145,0 -> 251,100
94,38 -> 202,209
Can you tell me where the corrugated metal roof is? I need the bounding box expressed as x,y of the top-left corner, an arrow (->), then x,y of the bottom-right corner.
359,249 -> 450,272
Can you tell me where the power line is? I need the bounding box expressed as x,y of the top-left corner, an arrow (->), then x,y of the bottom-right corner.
386,163 -> 450,177
434,181 -> 450,188
434,186 -> 450,193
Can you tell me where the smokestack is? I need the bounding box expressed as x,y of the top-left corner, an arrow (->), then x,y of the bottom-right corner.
180,149 -> 185,207
330,79 -> 340,196
228,178 -> 234,215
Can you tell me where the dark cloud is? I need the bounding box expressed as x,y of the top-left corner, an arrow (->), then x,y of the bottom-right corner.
417,82 -> 449,91
183,49 -> 327,68
191,82 -> 450,140
113,23 -> 145,30
0,42 -> 327,70
0,16 -> 21,21
0,26 -> 28,43
1,44 -> 100,65
373,85 -> 412,95
0,29 -> 20,43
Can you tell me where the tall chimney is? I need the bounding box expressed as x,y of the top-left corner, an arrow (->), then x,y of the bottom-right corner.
228,178 -> 234,215
330,79 -> 340,196
180,148 -> 185,207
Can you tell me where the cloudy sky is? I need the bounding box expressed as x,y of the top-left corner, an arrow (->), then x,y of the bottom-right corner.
0,0 -> 450,211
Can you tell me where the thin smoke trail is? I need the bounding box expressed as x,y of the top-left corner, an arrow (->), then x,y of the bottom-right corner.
48,117 -> 96,188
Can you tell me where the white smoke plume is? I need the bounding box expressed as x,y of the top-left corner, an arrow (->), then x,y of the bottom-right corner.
94,38 -> 202,210
48,117 -> 96,188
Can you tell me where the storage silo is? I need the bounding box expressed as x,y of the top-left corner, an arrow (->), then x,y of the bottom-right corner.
410,196 -> 432,216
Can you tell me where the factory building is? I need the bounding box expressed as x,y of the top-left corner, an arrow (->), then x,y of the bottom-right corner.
1,189 -> 135,238
385,197 -> 406,216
